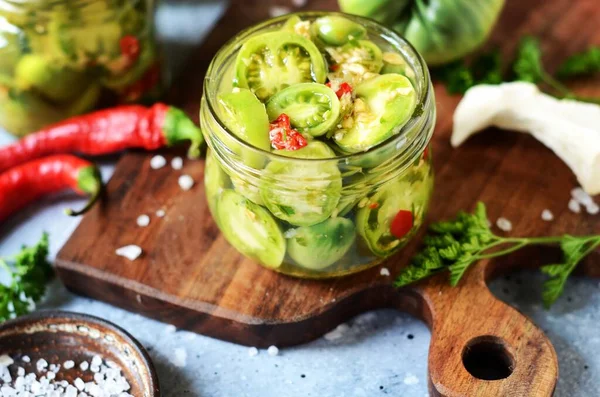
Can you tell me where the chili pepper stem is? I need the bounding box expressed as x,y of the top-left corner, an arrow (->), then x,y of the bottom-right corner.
64,165 -> 103,217
163,107 -> 205,158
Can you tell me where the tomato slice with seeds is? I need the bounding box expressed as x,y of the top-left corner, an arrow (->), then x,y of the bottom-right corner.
390,210 -> 413,239
269,114 -> 308,151
235,31 -> 327,102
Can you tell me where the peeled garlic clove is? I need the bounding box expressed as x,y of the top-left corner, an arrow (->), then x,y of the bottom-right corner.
452,82 -> 600,195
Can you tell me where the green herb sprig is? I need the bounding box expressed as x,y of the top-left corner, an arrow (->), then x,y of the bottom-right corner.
433,36 -> 600,103
0,233 -> 53,321
395,203 -> 600,308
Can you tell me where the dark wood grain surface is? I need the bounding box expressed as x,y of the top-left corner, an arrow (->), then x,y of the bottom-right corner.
56,0 -> 600,395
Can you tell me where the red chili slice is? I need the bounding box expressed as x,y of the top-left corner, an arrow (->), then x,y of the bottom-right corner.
120,35 -> 141,61
269,114 -> 307,151
390,210 -> 414,239
326,82 -> 353,99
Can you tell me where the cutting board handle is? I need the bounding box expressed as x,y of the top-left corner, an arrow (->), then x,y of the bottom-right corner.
400,261 -> 558,396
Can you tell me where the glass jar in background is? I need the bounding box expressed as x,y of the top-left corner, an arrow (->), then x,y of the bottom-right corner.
200,12 -> 436,279
0,0 -> 162,136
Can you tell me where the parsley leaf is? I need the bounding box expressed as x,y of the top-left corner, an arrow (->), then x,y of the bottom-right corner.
557,47 -> 600,79
0,233 -> 53,321
433,50 -> 502,94
395,203 -> 600,307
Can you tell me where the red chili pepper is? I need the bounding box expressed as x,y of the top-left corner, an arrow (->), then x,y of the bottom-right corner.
0,155 -> 102,223
120,35 -> 141,61
326,82 -> 353,99
121,63 -> 162,102
269,114 -> 307,151
390,210 -> 414,239
0,103 -> 203,173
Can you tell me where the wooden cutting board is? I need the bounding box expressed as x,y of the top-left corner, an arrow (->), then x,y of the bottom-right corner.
55,0 -> 600,395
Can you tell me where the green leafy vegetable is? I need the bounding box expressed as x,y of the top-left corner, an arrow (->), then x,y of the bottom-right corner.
395,203 -> 600,307
0,233 -> 53,321
433,50 -> 502,94
557,47 -> 600,79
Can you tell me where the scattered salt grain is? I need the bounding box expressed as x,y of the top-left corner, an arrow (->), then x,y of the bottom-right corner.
21,355 -> 30,363
404,373 -> 419,385
171,348 -> 187,368
571,187 -> 594,206
267,346 -> 279,356
136,214 -> 150,227
74,377 -> 85,391
0,355 -> 13,366
496,217 -> 513,232
248,347 -> 259,357
150,155 -> 167,169
164,324 -> 177,334
178,175 -> 195,191
36,359 -> 48,372
269,5 -> 290,17
324,323 -> 350,341
291,0 -> 307,6
79,361 -> 89,371
91,356 -> 102,368
115,245 -> 142,261
380,267 -> 390,277
63,360 -> 75,370
586,202 -> 599,215
568,199 -> 581,214
171,156 -> 183,170
541,209 -> 554,221
156,209 -> 166,218
17,367 -> 24,377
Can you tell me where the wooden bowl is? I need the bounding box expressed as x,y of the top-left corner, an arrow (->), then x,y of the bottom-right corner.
0,310 -> 160,396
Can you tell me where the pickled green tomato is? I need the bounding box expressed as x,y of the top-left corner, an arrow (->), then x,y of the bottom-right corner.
260,142 -> 342,227
204,149 -> 231,214
335,73 -> 417,153
266,83 -> 340,137
287,217 -> 356,270
235,31 -> 327,101
217,190 -> 286,268
217,88 -> 270,168
311,16 -> 366,46
356,175 -> 430,257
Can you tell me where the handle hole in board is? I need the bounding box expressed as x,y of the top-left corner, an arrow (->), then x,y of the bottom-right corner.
462,335 -> 515,381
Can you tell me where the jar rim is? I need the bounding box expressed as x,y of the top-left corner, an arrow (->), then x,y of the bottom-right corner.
203,11 -> 433,164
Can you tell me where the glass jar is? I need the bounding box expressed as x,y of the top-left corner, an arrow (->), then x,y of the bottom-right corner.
200,12 -> 435,279
0,0 -> 162,136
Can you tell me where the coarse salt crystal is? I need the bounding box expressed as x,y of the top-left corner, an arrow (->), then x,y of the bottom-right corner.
21,355 -> 30,363
164,324 -> 177,333
571,187 -> 594,206
63,360 -> 75,370
79,361 -> 89,371
380,267 -> 390,276
171,157 -> 183,170
91,356 -> 102,368
150,155 -> 167,169
115,245 -> 142,261
247,347 -> 259,357
74,378 -> 85,391
0,355 -> 13,366
269,5 -> 290,17
156,209 -> 166,217
324,323 -> 350,341
541,209 -> 554,221
17,367 -> 24,376
136,214 -> 150,227
568,199 -> 581,214
586,202 -> 599,215
496,217 -> 512,232
178,175 -> 195,191
267,346 -> 279,356
36,359 -> 48,372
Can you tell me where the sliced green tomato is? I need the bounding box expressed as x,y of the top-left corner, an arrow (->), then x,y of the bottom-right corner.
205,149 -> 231,213
260,142 -> 341,226
356,179 -> 424,257
287,217 -> 356,270
335,73 -> 417,153
14,54 -> 92,103
235,31 -> 327,101
217,190 -> 285,268
232,176 -> 264,206
0,91 -> 64,137
0,17 -> 26,76
311,16 -> 366,46
266,83 -> 340,137
327,40 -> 383,74
275,141 -> 336,159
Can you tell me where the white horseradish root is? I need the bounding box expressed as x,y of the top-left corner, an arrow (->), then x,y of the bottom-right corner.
452,82 -> 600,195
